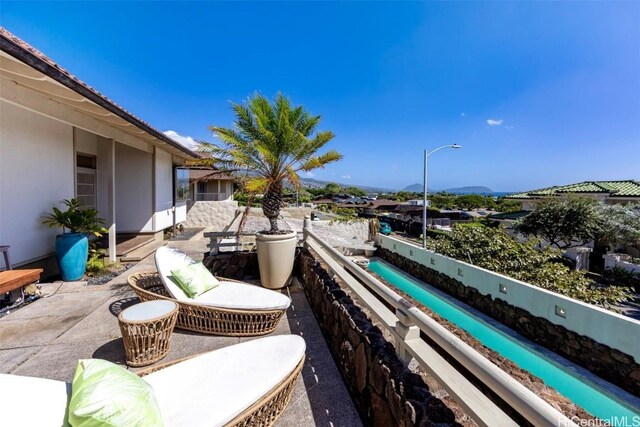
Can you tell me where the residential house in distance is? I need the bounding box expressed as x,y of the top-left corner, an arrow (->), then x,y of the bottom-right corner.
188,169 -> 235,202
0,28 -> 199,273
505,180 -> 640,210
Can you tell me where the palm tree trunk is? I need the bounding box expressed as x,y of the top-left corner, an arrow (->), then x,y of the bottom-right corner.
263,182 -> 283,233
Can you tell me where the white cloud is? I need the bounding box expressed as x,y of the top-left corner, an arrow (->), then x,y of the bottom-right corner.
341,174 -> 351,179
487,119 -> 503,126
303,171 -> 314,177
163,130 -> 198,149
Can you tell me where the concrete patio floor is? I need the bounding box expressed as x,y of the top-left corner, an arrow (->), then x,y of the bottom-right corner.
0,238 -> 362,427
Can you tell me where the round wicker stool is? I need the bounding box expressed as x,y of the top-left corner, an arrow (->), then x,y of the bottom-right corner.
118,300 -> 178,367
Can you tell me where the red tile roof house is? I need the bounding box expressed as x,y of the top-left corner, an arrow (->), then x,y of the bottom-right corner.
0,28 -> 200,273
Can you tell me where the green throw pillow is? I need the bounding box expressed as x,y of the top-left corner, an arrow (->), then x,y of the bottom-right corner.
171,262 -> 221,298
68,359 -> 163,427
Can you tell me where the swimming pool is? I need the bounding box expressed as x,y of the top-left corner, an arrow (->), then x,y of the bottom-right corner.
368,259 -> 640,423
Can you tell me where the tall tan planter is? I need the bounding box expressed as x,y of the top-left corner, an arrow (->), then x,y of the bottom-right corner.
255,230 -> 297,289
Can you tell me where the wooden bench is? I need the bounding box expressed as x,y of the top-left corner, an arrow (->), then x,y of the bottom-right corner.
0,269 -> 43,295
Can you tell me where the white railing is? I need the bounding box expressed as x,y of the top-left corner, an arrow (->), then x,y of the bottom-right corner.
302,217 -> 574,427
194,192 -> 231,201
204,230 -> 304,254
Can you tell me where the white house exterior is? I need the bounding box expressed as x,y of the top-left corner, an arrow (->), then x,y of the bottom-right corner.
0,28 -> 199,272
188,169 -> 235,202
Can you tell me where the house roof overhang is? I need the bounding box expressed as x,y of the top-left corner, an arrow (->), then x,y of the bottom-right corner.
0,28 -> 200,161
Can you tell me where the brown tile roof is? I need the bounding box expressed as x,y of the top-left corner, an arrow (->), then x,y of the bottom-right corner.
0,27 -> 199,159
189,169 -> 235,182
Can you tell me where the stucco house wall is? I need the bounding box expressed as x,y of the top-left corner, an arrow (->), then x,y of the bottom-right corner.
0,100 -> 75,266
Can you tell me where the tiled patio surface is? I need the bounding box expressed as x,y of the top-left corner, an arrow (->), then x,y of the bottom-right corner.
0,238 -> 362,427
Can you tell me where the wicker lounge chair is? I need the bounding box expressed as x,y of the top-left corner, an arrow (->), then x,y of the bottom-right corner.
128,246 -> 290,336
0,335 -> 305,427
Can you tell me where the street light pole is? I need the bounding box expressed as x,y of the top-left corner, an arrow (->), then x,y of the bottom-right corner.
422,144 -> 462,249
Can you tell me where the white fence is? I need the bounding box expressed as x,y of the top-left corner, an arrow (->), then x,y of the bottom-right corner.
377,235 -> 640,363
603,253 -> 640,274
303,219 -> 574,427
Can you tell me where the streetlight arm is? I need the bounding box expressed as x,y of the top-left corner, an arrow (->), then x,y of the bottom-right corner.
426,144 -> 460,158
422,143 -> 462,249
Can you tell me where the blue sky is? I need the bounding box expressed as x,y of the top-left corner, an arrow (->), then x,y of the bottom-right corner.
2,1 -> 639,192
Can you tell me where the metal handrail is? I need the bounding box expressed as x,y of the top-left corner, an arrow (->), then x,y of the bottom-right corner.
303,219 -> 574,427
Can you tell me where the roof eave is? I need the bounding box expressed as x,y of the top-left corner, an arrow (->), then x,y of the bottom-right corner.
0,30 -> 200,160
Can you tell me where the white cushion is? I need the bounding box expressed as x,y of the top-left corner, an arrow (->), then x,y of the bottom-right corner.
194,281 -> 291,310
155,246 -> 196,301
144,335 -> 306,427
0,373 -> 71,426
155,246 -> 291,310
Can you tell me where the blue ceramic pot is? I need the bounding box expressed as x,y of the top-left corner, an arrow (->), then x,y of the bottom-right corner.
55,233 -> 88,281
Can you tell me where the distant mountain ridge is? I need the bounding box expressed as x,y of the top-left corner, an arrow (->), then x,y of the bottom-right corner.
298,177 -> 494,195
300,177 -> 396,194
403,183 -> 494,194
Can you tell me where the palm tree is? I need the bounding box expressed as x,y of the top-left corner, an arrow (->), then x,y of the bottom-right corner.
197,93 -> 342,233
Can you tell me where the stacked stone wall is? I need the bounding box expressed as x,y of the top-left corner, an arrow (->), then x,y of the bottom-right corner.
377,247 -> 640,397
298,249 -> 469,426
203,251 -> 260,280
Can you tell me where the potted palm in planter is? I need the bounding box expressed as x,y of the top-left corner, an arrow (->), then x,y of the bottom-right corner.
43,198 -> 107,281
198,93 -> 342,289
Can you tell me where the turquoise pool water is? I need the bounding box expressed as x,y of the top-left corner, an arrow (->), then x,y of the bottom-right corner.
368,260 -> 640,423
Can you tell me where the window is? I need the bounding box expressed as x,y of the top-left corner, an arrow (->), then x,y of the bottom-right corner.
175,168 -> 190,201
76,154 -> 96,209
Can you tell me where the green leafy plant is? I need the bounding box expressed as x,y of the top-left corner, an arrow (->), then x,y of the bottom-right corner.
428,226 -> 630,308
601,267 -> 640,291
515,197 -> 601,249
86,242 -> 106,274
595,204 -> 640,247
43,199 -> 108,237
196,93 -> 342,234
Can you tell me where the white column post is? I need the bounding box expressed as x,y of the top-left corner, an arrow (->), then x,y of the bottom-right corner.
106,139 -> 116,262
303,215 -> 313,247
395,308 -> 420,363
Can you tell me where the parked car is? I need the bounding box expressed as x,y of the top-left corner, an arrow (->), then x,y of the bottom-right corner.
379,222 -> 392,235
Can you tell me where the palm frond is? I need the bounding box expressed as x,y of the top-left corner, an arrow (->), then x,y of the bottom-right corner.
297,150 -> 343,171
206,93 -> 341,232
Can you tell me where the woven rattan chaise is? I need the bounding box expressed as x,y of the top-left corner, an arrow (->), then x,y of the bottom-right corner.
128,246 -> 291,336
0,335 -> 306,427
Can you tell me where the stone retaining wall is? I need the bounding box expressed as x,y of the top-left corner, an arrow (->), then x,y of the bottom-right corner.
298,249 -> 469,426
203,251 -> 260,280
183,201 -> 239,228
377,247 -> 640,397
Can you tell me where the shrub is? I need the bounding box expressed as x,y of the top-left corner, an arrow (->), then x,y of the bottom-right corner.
428,226 -> 630,308
602,267 -> 640,292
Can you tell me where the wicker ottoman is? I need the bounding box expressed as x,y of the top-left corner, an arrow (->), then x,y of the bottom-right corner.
118,300 -> 178,367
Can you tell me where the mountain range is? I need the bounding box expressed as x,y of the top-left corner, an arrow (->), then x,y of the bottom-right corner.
299,177 -> 494,195
402,184 -> 494,194
299,178 -> 396,193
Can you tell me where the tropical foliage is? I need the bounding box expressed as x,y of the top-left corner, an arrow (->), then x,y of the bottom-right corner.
42,198 -> 107,237
515,197 -> 601,249
428,226 -> 630,308
516,198 -> 640,250
197,93 -> 342,233
595,203 -> 640,247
